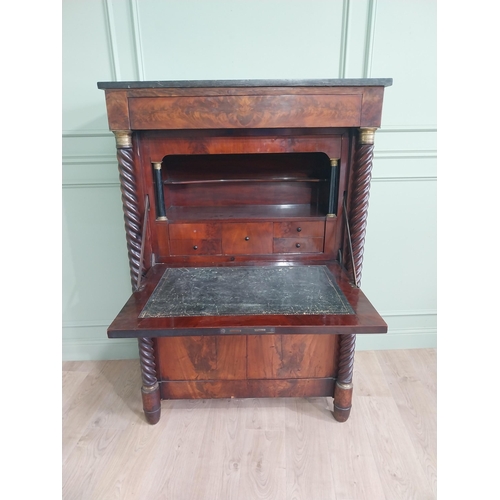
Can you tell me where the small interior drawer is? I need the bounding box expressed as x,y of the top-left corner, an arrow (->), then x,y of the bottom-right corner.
222,222 -> 273,255
170,239 -> 222,256
273,237 -> 324,254
274,221 -> 325,238
169,223 -> 222,240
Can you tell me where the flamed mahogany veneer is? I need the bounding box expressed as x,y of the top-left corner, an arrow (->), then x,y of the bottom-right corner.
98,78 -> 392,424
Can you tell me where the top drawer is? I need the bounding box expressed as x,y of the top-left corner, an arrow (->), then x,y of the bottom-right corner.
222,222 -> 273,255
128,94 -> 362,129
169,223 -> 222,240
273,221 -> 325,238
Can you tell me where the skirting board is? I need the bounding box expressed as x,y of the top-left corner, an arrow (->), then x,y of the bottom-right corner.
62,329 -> 437,361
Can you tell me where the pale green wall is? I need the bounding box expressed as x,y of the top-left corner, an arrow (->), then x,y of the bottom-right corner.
62,0 -> 436,360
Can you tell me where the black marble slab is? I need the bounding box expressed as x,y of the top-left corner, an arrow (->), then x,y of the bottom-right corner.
139,265 -> 355,318
97,78 -> 393,90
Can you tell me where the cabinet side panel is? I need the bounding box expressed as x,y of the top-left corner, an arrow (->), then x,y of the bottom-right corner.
360,87 -> 385,127
104,90 -> 130,130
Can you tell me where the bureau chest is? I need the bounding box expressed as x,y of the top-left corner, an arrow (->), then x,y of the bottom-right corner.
98,79 -> 392,424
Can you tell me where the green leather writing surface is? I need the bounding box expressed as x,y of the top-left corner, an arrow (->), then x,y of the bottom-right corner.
140,265 -> 355,318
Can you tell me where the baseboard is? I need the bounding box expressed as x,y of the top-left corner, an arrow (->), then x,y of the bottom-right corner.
62,338 -> 139,361
355,328 -> 437,351
62,328 -> 437,361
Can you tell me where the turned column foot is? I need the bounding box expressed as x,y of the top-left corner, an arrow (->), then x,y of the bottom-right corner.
333,381 -> 353,422
138,337 -> 161,425
141,382 -> 161,425
333,333 -> 356,423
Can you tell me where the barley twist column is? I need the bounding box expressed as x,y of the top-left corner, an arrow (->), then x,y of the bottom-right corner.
113,130 -> 160,425
334,127 -> 376,422
113,131 -> 142,288
344,127 -> 376,286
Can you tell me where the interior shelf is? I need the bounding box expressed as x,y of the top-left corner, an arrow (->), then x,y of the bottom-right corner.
157,152 -> 334,222
164,177 -> 328,185
162,152 -> 331,184
164,204 -> 327,222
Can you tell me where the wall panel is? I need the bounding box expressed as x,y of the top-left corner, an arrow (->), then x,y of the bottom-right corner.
362,174 -> 437,311
62,184 -> 133,359
137,0 -> 344,80
370,0 -> 437,127
62,0 -> 115,131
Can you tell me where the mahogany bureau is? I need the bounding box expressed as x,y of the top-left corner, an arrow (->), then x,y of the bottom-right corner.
97,79 -> 392,424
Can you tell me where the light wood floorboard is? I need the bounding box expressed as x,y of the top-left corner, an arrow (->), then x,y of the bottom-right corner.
62,348 -> 436,500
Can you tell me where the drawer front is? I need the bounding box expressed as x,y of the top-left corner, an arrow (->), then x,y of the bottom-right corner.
273,221 -> 325,238
170,239 -> 222,256
273,237 -> 324,254
129,94 -> 363,130
222,222 -> 273,255
169,223 -> 222,240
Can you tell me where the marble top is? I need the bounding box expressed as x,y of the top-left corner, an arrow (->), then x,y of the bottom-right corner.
139,265 -> 355,318
97,78 -> 393,90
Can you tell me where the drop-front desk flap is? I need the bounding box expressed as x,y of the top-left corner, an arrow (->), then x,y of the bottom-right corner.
107,262 -> 387,338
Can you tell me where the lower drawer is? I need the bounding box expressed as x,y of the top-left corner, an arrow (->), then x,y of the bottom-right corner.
273,237 -> 324,253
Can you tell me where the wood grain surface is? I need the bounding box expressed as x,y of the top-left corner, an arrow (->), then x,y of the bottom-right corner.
63,349 -> 436,500
129,94 -> 362,130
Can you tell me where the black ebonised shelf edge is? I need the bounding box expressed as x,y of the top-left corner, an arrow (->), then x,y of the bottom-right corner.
97,78 -> 393,89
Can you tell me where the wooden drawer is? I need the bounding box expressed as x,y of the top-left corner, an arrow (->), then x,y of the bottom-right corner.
129,94 -> 363,130
273,221 -> 325,238
170,239 -> 222,256
222,222 -> 273,255
273,237 -> 324,254
169,222 -> 222,240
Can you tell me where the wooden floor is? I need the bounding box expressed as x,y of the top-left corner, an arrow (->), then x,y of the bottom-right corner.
62,349 -> 436,500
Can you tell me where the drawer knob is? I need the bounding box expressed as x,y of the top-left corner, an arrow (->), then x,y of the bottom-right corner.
297,227 -> 302,232
296,243 -> 301,248
193,245 -> 198,250
245,236 -> 250,241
